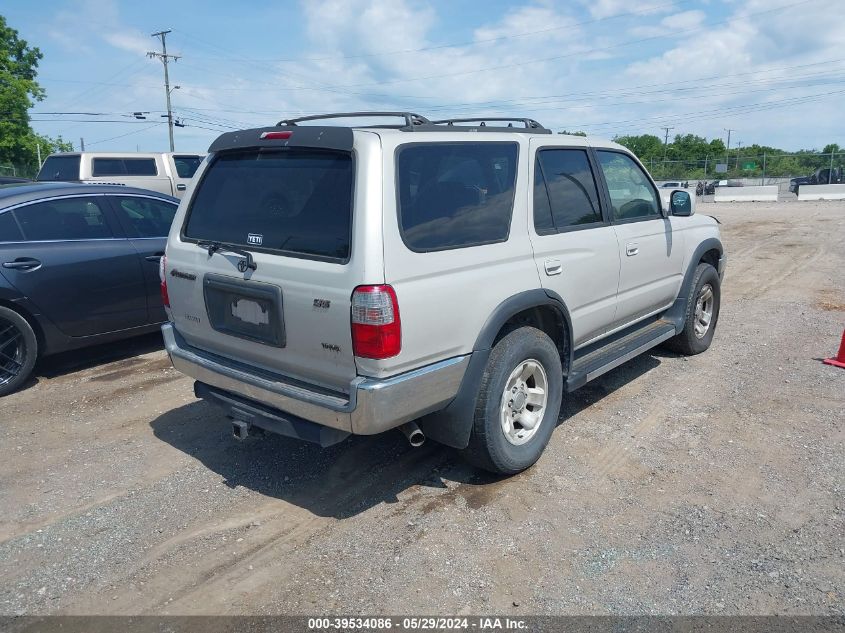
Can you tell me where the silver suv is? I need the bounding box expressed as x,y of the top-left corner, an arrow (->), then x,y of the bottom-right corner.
161,112 -> 726,474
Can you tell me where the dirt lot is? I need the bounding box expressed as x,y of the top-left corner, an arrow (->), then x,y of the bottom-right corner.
1,201 -> 843,616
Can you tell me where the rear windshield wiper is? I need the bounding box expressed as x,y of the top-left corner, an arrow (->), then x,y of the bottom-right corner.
197,241 -> 257,272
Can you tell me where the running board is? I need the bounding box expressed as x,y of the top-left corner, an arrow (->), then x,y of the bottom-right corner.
566,319 -> 676,392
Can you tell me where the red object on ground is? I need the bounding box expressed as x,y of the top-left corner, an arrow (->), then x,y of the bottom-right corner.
823,330 -> 845,368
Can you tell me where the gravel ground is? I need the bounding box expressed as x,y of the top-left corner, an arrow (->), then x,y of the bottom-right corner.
0,200 -> 843,616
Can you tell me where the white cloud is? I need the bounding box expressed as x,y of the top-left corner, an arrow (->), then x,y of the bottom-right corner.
583,0 -> 674,19
662,9 -> 706,30
49,0 -> 160,56
34,0 -> 845,151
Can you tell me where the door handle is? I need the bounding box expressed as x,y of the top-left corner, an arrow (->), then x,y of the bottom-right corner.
2,258 -> 41,271
176,184 -> 187,191
145,252 -> 165,262
626,243 -> 639,256
544,259 -> 562,276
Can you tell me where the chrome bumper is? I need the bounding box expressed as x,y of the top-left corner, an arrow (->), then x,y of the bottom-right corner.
161,323 -> 470,435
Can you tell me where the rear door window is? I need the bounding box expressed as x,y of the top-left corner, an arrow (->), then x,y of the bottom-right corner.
113,196 -> 178,238
173,155 -> 202,178
13,197 -> 113,241
396,142 -> 518,251
92,158 -> 158,177
534,149 -> 603,233
36,155 -> 81,181
0,211 -> 23,242
183,150 -> 354,262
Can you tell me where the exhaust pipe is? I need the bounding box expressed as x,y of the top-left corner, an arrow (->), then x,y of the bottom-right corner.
399,421 -> 425,448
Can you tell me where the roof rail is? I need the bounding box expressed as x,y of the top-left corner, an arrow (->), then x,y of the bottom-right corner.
431,117 -> 549,131
277,111 -> 431,129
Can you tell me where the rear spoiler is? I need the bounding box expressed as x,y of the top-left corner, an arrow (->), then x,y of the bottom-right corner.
208,126 -> 354,153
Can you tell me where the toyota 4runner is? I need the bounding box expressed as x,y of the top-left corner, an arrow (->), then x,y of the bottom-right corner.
161,113 -> 726,474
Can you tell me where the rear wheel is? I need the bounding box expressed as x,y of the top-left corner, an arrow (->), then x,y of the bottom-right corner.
460,326 -> 563,475
664,263 -> 721,355
0,307 -> 38,397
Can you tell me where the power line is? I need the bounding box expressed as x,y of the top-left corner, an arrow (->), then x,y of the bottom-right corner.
86,122 -> 166,147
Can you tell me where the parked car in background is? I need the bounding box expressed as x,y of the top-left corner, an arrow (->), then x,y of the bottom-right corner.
35,152 -> 204,198
789,167 -> 843,194
0,182 -> 179,395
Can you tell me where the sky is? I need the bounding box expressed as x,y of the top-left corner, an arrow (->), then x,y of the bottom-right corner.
4,0 -> 844,154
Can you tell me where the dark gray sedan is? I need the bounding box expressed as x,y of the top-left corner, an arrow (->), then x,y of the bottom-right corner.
0,182 -> 179,395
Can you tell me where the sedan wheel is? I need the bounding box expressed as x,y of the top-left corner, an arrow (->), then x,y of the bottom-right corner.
0,307 -> 38,397
0,317 -> 26,388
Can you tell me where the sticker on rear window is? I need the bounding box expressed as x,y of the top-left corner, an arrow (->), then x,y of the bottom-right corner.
247,233 -> 263,245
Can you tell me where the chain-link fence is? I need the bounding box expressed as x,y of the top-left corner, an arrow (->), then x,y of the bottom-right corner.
644,151 -> 844,184
0,163 -> 40,180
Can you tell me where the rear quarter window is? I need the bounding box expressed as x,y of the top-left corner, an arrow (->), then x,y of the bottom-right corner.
396,142 -> 519,252
183,149 -> 354,262
92,158 -> 158,177
36,155 -> 81,181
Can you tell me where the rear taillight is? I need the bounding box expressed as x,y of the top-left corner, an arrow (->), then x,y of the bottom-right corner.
159,255 -> 170,308
260,131 -> 293,140
351,285 -> 401,359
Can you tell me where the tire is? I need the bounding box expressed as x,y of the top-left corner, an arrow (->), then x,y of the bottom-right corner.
460,326 -> 563,475
0,306 -> 38,397
664,263 -> 721,356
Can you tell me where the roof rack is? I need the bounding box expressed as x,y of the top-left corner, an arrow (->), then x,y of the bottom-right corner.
277,111 -> 431,129
429,117 -> 550,133
273,112 -> 552,134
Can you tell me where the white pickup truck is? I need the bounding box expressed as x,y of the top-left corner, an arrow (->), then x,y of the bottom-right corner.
36,152 -> 204,198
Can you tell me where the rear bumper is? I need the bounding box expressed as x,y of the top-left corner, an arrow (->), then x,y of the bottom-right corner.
162,323 -> 470,436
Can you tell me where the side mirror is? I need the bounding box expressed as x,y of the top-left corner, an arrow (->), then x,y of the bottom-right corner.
670,190 -> 693,216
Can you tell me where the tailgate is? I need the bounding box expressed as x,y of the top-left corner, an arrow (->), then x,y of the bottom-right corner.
165,144 -> 361,393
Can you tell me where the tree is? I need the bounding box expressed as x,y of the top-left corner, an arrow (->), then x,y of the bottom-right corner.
559,129 -> 587,137
613,134 -> 663,161
0,15 -> 69,176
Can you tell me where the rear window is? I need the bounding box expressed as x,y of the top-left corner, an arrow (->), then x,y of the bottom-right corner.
36,155 -> 81,181
92,158 -> 158,177
173,155 -> 202,178
396,142 -> 518,252
183,150 -> 354,262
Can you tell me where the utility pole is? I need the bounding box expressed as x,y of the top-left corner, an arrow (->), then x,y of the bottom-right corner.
661,126 -> 674,167
148,30 -> 180,152
80,137 -> 85,151
724,128 -> 734,170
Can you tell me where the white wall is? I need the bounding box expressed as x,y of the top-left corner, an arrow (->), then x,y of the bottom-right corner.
713,186 -> 779,202
797,184 -> 845,201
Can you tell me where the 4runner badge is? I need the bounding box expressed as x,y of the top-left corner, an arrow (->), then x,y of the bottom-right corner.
247,233 -> 263,245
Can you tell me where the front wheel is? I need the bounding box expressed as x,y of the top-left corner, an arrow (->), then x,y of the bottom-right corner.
664,263 -> 721,355
460,327 -> 563,475
0,307 -> 38,397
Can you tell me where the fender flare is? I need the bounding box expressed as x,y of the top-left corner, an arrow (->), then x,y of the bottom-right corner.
418,289 -> 573,449
664,237 -> 724,331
